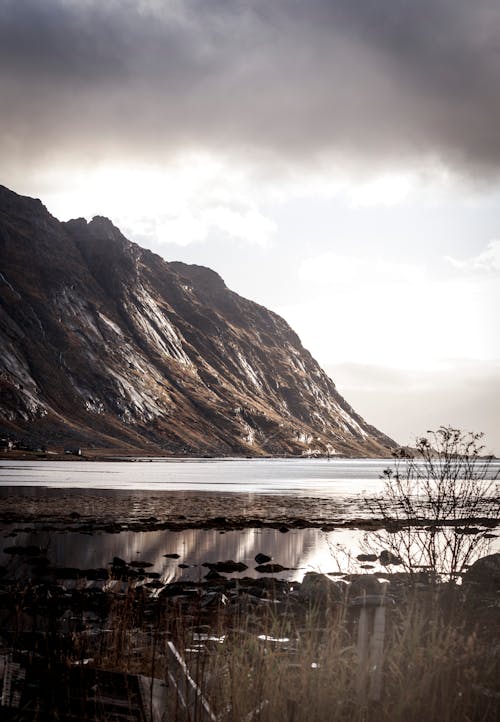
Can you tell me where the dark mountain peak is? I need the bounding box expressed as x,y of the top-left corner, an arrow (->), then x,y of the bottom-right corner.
0,184 -> 52,224
0,185 -> 396,457
64,217 -> 88,232
63,216 -> 139,299
88,215 -> 124,241
170,262 -> 227,292
65,215 -> 131,248
0,184 -> 42,208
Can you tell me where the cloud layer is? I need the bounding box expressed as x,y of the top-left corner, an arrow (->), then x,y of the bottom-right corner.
2,0 -> 500,179
331,361 -> 500,453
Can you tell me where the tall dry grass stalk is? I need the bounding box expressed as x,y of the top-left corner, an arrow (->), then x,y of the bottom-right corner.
185,590 -> 497,722
5,576 -> 498,720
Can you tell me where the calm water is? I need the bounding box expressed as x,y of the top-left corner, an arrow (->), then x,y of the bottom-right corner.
3,524 -> 498,583
1,457 -> 498,494
1,458 -> 498,580
1,525 -> 371,582
0,458 -> 422,495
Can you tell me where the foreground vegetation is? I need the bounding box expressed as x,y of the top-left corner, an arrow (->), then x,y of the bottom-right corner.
2,568 -> 499,721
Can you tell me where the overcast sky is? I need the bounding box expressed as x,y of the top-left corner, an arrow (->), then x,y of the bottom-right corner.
1,0 -> 499,453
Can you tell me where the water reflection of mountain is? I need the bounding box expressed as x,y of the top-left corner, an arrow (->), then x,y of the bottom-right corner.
4,526 -> 499,580
2,527 -> 367,582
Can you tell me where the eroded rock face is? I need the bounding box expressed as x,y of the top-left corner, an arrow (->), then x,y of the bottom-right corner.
0,185 -> 396,456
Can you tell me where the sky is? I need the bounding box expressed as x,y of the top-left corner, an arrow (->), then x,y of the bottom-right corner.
1,0 -> 499,453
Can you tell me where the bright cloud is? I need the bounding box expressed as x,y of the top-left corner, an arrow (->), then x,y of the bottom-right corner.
299,254 -> 425,286
34,158 -> 276,247
281,255 -> 500,370
153,214 -> 207,246
132,205 -> 276,247
348,173 -> 415,207
446,239 -> 500,273
202,206 -> 276,246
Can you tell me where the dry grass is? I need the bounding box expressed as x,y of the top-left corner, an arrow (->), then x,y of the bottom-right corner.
52,583 -> 498,722
195,595 -> 497,722
3,565 -> 498,720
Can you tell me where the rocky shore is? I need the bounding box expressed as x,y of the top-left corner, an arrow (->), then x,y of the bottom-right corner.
2,487 -> 498,535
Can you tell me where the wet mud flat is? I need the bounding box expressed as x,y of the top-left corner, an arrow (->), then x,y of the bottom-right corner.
2,485 -> 498,532
0,485 -> 375,529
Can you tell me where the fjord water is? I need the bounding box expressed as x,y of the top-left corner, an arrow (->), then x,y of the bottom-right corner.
1,458 -> 498,580
0,458 -> 392,580
1,457 -> 498,494
0,458 -> 401,494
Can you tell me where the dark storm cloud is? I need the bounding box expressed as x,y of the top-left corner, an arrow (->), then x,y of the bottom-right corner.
1,0 -> 500,176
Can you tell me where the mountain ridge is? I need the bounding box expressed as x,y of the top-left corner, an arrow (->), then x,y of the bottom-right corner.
0,184 -> 396,457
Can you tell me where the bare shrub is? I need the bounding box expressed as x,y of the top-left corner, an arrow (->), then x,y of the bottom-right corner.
365,427 -> 499,581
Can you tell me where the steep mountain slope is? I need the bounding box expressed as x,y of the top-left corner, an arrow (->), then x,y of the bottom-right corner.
0,185 -> 395,456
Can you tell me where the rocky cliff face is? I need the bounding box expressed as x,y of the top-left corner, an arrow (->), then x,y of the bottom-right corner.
0,185 -> 395,456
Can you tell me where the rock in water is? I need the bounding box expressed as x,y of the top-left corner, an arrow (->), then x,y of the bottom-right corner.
379,550 -> 403,566
202,560 -> 248,573
299,572 -> 344,604
255,563 -> 289,573
463,553 -> 500,588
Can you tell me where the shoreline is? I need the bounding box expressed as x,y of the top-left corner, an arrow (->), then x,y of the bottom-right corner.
0,450 -> 391,461
1,486 -> 498,535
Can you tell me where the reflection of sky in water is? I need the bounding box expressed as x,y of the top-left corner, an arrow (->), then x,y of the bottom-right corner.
1,458 -> 498,496
0,458 -> 435,494
2,527 -> 498,581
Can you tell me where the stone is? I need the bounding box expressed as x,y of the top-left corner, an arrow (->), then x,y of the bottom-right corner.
4,545 -> 44,556
349,575 -> 384,597
201,591 -> 228,607
84,568 -> 109,580
202,560 -> 248,573
205,569 -> 225,580
255,553 -> 272,564
379,550 -> 403,566
299,572 -> 344,604
255,563 -> 289,573
145,580 -> 163,589
160,582 -> 199,597
463,553 -> 500,588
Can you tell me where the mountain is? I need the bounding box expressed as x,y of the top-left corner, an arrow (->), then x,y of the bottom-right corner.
0,185 -> 395,457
